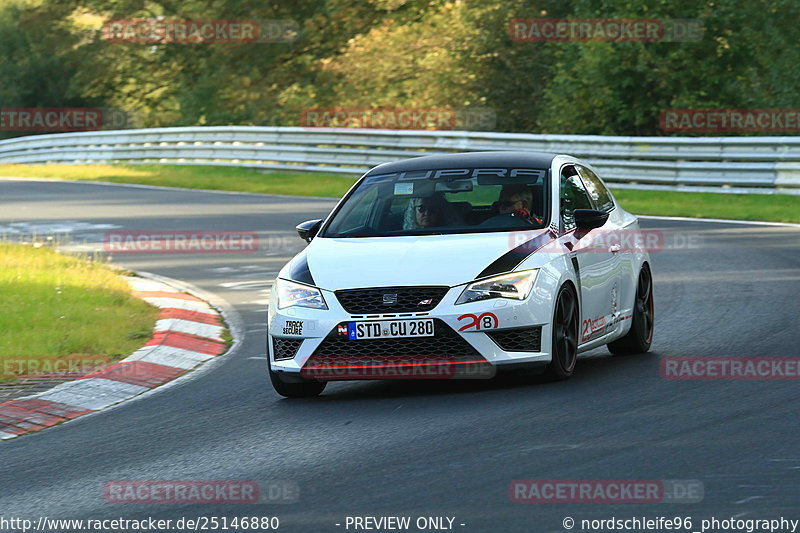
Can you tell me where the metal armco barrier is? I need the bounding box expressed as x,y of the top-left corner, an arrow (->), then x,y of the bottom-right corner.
1,127 -> 799,194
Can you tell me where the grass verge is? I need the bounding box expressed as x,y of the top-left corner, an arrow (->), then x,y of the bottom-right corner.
0,163 -> 357,198
0,242 -> 159,383
0,163 -> 796,223
611,188 -> 799,224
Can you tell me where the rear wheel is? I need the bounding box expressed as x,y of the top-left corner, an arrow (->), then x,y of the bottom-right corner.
545,285 -> 579,380
268,360 -> 326,398
608,265 -> 654,355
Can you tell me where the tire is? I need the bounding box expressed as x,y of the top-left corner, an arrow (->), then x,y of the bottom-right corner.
268,361 -> 326,398
545,285 -> 579,381
608,264 -> 654,355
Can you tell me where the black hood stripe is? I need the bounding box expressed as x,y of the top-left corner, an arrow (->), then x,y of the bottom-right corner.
287,250 -> 315,286
475,230 -> 557,279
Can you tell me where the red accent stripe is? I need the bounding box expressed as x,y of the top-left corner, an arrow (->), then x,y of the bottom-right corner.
79,361 -> 186,388
133,291 -> 204,302
303,360 -> 488,370
145,331 -> 225,356
159,308 -> 220,325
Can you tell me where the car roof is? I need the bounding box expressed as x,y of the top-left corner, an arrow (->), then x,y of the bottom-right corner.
365,151 -> 558,175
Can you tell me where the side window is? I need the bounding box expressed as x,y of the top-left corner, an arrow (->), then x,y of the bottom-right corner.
560,165 -> 594,231
577,165 -> 615,212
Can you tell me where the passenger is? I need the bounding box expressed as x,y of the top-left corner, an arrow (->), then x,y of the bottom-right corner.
403,193 -> 460,230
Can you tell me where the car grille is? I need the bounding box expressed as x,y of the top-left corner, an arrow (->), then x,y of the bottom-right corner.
334,286 -> 449,314
486,327 -> 542,352
305,319 -> 482,367
272,337 -> 303,360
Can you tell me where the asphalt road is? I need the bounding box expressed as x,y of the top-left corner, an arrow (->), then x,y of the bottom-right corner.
1,179 -> 799,533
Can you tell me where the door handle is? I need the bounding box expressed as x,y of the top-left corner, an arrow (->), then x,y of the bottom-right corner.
609,244 -> 621,253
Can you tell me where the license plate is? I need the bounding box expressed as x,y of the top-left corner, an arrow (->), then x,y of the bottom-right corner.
346,319 -> 435,340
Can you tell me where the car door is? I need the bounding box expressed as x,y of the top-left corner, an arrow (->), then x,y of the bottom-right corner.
559,165 -> 617,345
576,164 -> 626,336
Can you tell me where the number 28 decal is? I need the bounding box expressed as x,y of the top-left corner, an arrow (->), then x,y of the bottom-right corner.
581,316 -> 607,341
458,312 -> 499,331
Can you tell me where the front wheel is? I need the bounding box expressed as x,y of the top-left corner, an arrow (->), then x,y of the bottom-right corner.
608,264 -> 654,355
545,285 -> 579,381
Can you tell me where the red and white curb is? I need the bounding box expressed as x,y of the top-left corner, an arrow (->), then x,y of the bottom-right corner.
0,276 -> 229,440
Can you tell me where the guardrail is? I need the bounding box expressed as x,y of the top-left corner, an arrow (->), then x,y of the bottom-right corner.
1,127 -> 799,194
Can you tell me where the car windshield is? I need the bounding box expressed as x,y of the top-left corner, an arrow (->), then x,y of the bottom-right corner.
321,167 -> 549,238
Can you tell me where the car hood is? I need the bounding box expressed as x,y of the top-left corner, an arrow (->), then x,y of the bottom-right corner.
290,230 -> 550,290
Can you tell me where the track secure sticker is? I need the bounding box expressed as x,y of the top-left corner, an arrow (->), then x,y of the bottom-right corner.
282,320 -> 303,335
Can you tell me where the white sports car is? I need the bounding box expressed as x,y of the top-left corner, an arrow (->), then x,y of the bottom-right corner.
267,152 -> 654,397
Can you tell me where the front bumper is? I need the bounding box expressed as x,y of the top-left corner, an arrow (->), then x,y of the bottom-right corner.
267,283 -> 554,380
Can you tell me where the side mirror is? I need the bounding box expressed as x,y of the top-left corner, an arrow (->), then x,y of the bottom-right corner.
296,219 -> 322,243
573,209 -> 609,230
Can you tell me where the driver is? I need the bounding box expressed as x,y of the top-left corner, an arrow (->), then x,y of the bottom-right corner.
497,185 -> 542,223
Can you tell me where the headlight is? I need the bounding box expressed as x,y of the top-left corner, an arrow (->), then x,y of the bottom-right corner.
276,278 -> 328,310
455,270 -> 538,305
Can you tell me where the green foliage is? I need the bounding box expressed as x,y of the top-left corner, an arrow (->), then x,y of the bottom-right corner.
0,1 -> 98,139
1,0 -> 799,135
